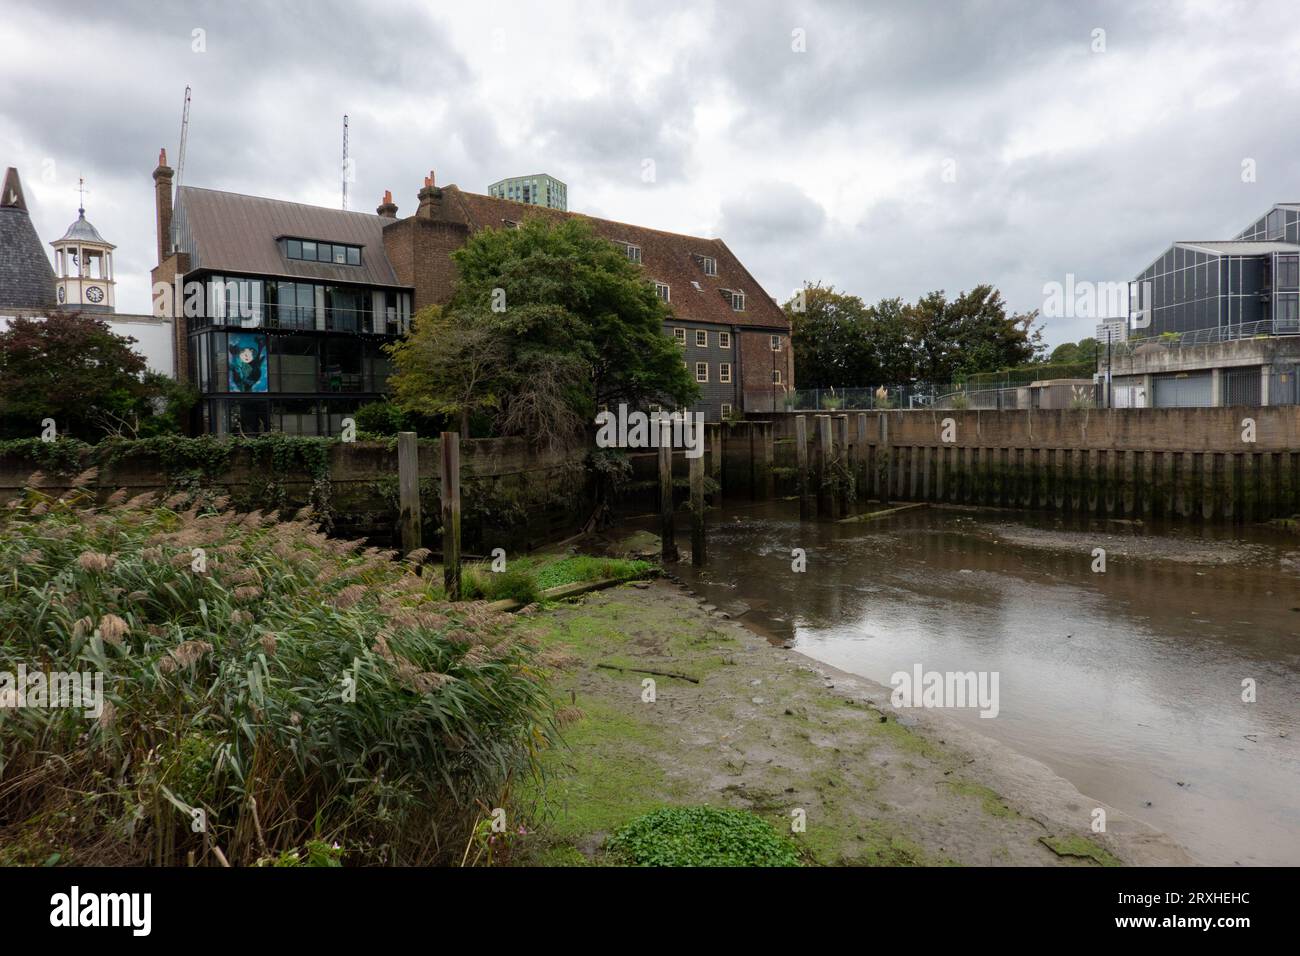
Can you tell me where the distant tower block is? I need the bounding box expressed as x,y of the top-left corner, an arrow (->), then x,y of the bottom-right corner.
487,173 -> 567,211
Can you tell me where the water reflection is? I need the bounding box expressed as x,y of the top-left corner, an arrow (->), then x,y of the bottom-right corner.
647,501 -> 1300,866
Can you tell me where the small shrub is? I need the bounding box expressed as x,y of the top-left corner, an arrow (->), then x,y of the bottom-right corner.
463,563 -> 541,605
353,400 -> 408,437
607,806 -> 802,867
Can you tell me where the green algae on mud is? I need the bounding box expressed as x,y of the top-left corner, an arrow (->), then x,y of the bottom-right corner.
514,581 -> 1130,867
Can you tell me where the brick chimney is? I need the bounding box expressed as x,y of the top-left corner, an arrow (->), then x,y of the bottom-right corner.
417,169 -> 440,218
152,148 -> 174,266
376,189 -> 398,219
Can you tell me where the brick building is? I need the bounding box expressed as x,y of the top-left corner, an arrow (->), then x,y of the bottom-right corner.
382,171 -> 793,420
152,156 -> 792,434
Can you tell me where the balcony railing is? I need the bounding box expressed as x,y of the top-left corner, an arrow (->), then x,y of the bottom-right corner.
196,304 -> 405,335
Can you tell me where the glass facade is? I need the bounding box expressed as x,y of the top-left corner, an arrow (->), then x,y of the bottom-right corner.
1132,205 -> 1300,338
187,271 -> 411,437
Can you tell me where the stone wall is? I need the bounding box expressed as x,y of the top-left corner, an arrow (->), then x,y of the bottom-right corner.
0,437 -> 591,552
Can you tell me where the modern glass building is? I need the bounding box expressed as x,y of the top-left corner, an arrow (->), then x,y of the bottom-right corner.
162,184 -> 412,436
1131,204 -> 1300,338
487,173 -> 567,210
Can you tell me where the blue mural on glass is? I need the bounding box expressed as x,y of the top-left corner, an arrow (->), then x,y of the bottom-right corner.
228,333 -> 268,393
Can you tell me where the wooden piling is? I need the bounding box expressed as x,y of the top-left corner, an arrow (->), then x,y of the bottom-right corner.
690,452 -> 705,566
397,431 -> 422,555
835,415 -> 850,514
437,431 -> 461,600
795,415 -> 811,520
817,415 -> 837,519
659,419 -> 677,561
855,413 -> 869,507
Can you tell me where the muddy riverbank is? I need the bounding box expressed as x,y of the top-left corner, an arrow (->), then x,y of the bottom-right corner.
518,580 -> 1191,866
644,501 -> 1299,866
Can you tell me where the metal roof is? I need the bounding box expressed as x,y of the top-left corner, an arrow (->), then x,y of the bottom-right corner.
1174,240 -> 1300,255
54,209 -> 112,247
175,186 -> 405,287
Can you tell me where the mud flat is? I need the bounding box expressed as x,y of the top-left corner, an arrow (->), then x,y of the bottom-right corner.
519,580 -> 1192,866
973,519 -> 1272,566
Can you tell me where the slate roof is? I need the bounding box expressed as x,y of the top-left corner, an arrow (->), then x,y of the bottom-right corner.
434,184 -> 790,330
174,186 -> 405,287
0,167 -> 56,311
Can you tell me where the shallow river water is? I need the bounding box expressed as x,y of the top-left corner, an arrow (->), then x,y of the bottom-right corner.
646,501 -> 1300,866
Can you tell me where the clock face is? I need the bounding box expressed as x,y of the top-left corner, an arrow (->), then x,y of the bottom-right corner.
86,285 -> 104,303
57,286 -> 65,303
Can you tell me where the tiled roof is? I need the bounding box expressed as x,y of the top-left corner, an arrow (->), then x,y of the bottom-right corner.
0,167 -> 56,311
175,186 -> 405,287
439,185 -> 789,331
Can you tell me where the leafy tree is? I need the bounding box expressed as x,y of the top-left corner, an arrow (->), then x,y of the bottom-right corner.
388,305 -> 506,437
1048,337 -> 1099,365
947,285 -> 1044,378
785,283 -> 876,388
865,296 -> 915,386
0,312 -> 179,440
390,218 -> 696,444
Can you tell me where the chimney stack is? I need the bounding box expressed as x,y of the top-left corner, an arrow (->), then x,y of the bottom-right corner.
152,148 -> 174,267
416,169 -> 444,218
377,189 -> 398,219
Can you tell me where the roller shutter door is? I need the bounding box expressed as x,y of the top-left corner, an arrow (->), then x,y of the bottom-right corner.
1153,371 -> 1212,407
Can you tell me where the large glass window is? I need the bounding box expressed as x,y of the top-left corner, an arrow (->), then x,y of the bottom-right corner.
326,286 -> 369,332
272,336 -> 318,393
322,338 -> 364,392
269,281 -> 316,330
273,398 -> 320,435
1277,255 -> 1299,290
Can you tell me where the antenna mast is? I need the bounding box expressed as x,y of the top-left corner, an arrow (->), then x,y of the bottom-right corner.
341,114 -> 349,210
172,85 -> 191,252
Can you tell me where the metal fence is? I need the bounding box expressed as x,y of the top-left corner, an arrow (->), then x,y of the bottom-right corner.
776,381 -> 1100,412
778,385 -> 948,411
1112,320 -> 1276,355
1269,364 -> 1300,405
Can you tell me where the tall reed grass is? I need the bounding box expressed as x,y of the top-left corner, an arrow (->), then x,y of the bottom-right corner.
0,470 -> 552,866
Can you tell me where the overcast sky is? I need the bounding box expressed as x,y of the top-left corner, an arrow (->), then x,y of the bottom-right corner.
4,0 -> 1300,346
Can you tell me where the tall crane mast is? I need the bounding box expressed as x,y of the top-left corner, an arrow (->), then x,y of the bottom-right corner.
341,114 -> 350,210
172,85 -> 191,253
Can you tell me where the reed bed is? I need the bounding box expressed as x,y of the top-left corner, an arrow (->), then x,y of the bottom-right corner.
0,470 -> 552,866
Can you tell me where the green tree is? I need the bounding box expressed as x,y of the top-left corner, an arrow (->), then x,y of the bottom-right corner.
864,296 -> 915,386
450,217 -> 697,410
388,305 -> 506,437
785,283 -> 875,388
0,312 -> 178,440
390,217 -> 697,443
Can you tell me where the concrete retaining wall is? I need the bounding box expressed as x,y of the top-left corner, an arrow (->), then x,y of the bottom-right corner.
765,408 -> 1300,522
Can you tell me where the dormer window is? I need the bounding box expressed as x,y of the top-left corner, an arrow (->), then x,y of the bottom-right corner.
282,238 -> 362,266
731,291 -> 745,311
623,242 -> 642,264
696,254 -> 717,276
655,281 -> 670,302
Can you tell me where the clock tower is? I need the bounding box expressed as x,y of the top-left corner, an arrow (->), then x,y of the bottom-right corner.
50,179 -> 116,313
